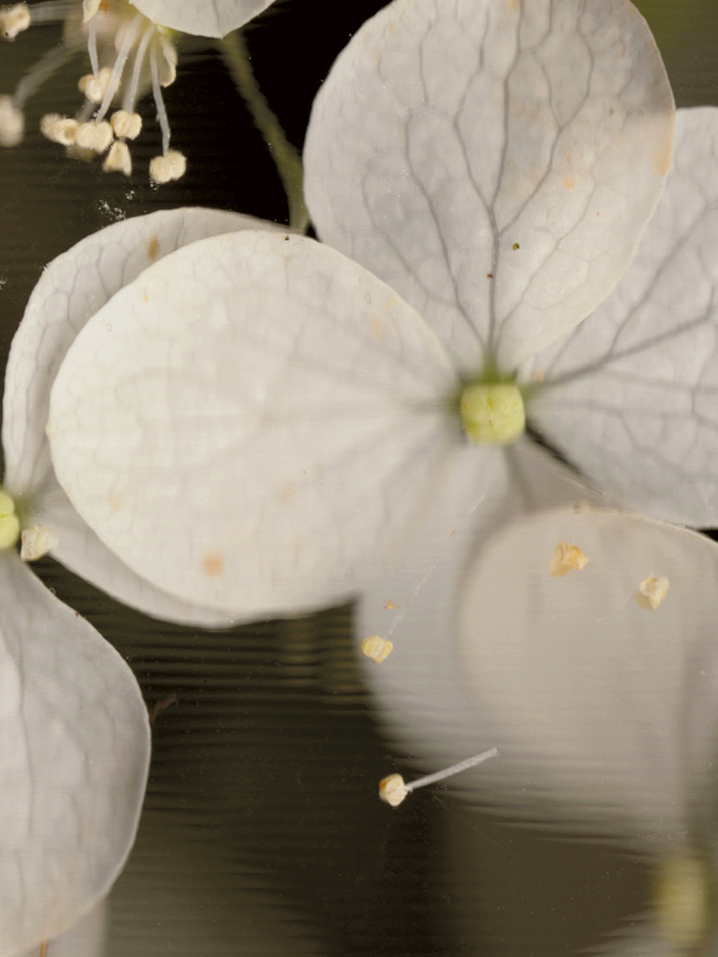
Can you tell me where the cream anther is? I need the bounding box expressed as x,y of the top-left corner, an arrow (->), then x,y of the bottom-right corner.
78,66 -> 113,104
75,119 -> 113,153
636,574 -> 670,610
549,541 -> 589,577
103,139 -> 131,175
20,524 -> 59,562
0,94 -> 24,147
0,489 -> 20,550
40,113 -> 78,146
361,635 -> 394,663
149,149 -> 186,184
460,381 -> 525,445
111,109 -> 141,139
379,748 -> 499,807
0,3 -> 30,40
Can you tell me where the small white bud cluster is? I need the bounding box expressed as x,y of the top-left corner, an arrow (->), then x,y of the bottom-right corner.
150,149 -> 187,185
0,2 -> 30,40
0,94 -> 23,147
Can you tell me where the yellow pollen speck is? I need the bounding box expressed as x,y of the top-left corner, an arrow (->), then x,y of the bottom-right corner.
384,601 -> 396,610
147,236 -> 159,261
361,635 -> 394,663
370,317 -> 385,341
563,176 -> 576,189
202,552 -> 224,576
379,773 -> 408,807
635,575 -> 669,610
550,541 -> 589,577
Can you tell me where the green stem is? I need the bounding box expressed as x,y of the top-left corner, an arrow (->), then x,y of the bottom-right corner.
220,30 -> 309,234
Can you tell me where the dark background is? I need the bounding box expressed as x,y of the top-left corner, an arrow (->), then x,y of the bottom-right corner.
1,1 -> 717,953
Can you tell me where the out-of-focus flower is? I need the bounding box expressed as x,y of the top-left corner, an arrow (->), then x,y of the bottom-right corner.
0,0 -> 277,178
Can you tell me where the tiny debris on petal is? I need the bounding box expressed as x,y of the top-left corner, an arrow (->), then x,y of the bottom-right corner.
361,635 -> 394,663
74,119 -> 113,153
379,773 -> 408,807
78,67 -> 114,104
103,139 -> 132,175
111,109 -> 142,139
635,575 -> 670,610
0,94 -> 23,146
550,541 -> 589,577
20,524 -> 59,562
150,149 -> 186,184
40,113 -> 79,146
0,3 -> 30,40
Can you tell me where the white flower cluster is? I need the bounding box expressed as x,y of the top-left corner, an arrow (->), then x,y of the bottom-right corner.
4,0 -> 718,954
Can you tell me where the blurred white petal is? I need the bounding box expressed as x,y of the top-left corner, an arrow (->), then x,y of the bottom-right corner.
304,0 -> 674,374
529,107 -> 718,528
0,552 -> 149,957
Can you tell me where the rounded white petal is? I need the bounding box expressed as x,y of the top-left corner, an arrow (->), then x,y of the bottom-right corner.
304,0 -> 675,375
129,0 -> 275,37
0,552 -> 149,957
455,507 -> 718,838
48,231 -> 459,619
529,107 -> 718,528
3,207 -> 276,626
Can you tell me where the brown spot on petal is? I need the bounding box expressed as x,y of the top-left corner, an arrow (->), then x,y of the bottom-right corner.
202,552 -> 224,576
147,235 -> 159,261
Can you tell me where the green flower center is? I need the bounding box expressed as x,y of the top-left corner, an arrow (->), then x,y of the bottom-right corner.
459,381 -> 525,445
0,489 -> 19,550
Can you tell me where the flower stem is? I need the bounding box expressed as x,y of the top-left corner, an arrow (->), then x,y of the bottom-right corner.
220,30 -> 308,234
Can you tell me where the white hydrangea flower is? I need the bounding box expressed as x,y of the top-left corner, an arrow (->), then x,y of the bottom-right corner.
24,0 -> 691,626
0,0 -> 276,178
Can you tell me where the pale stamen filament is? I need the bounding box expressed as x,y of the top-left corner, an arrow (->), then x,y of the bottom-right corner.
20,1 -> 74,24
122,23 -> 154,114
12,39 -> 81,110
87,6 -> 98,76
150,40 -> 171,155
94,12 -> 142,122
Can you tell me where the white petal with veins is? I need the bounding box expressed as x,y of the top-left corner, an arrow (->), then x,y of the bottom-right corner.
129,0 -> 276,37
0,552 -> 149,957
48,231 -> 461,619
4,207 -> 274,625
530,108 -> 718,528
304,0 -> 674,375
